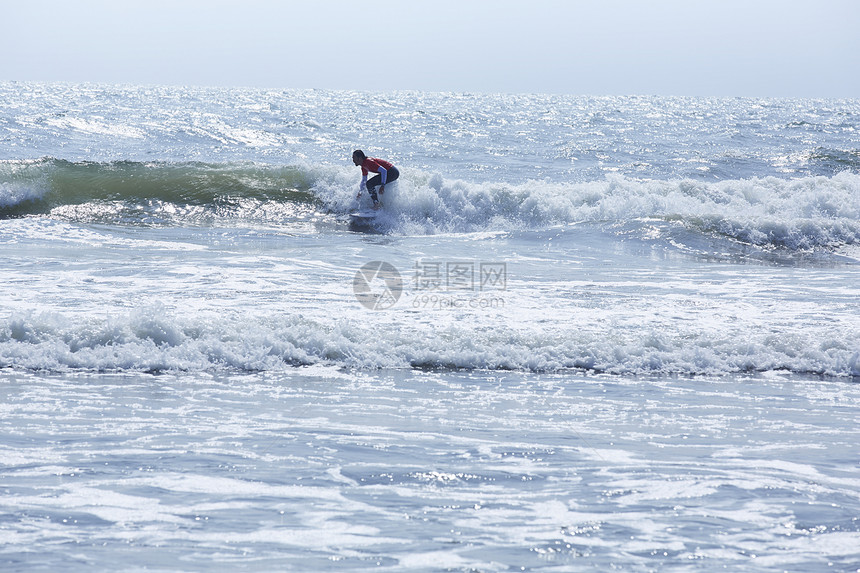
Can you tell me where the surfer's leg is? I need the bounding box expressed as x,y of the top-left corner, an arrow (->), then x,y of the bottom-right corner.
366,174 -> 382,203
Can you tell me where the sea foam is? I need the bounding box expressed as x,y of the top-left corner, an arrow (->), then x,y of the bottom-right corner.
2,305 -> 858,377
330,170 -> 860,249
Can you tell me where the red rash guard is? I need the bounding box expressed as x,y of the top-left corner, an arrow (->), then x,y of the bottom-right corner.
360,157 -> 394,179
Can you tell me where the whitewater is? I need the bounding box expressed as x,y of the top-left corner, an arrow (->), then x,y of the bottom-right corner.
1,83 -> 859,571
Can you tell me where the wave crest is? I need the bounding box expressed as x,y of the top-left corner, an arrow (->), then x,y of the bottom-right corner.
0,158 -> 315,217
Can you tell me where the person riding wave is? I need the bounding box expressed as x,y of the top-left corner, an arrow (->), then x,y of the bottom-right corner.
353,150 -> 399,209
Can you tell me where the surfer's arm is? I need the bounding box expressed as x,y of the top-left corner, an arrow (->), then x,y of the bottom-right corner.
377,166 -> 387,194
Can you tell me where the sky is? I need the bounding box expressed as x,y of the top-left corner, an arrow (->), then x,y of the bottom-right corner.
2,0 -> 858,98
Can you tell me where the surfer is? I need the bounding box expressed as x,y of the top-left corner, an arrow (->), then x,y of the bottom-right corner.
353,150 -> 399,208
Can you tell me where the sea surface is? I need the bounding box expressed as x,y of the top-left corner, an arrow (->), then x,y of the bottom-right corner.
1,82 -> 860,571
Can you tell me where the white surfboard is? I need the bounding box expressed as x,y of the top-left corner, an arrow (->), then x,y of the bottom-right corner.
349,207 -> 381,224
349,209 -> 378,221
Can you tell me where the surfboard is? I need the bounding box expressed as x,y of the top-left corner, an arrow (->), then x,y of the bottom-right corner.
349,209 -> 379,223
349,208 -> 380,230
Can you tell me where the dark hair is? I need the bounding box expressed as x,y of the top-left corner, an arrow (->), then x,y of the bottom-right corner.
352,149 -> 366,161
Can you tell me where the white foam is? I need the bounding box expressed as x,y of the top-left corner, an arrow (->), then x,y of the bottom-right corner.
314,168 -> 860,248
0,159 -> 52,208
2,302 -> 858,377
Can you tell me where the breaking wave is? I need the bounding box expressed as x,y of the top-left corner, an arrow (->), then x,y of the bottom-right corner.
3,158 -> 860,250
2,306 -> 858,377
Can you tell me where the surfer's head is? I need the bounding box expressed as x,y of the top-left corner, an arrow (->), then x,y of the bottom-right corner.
352,149 -> 366,166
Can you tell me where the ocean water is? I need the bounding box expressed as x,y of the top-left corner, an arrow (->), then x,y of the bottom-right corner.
1,82 -> 860,571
